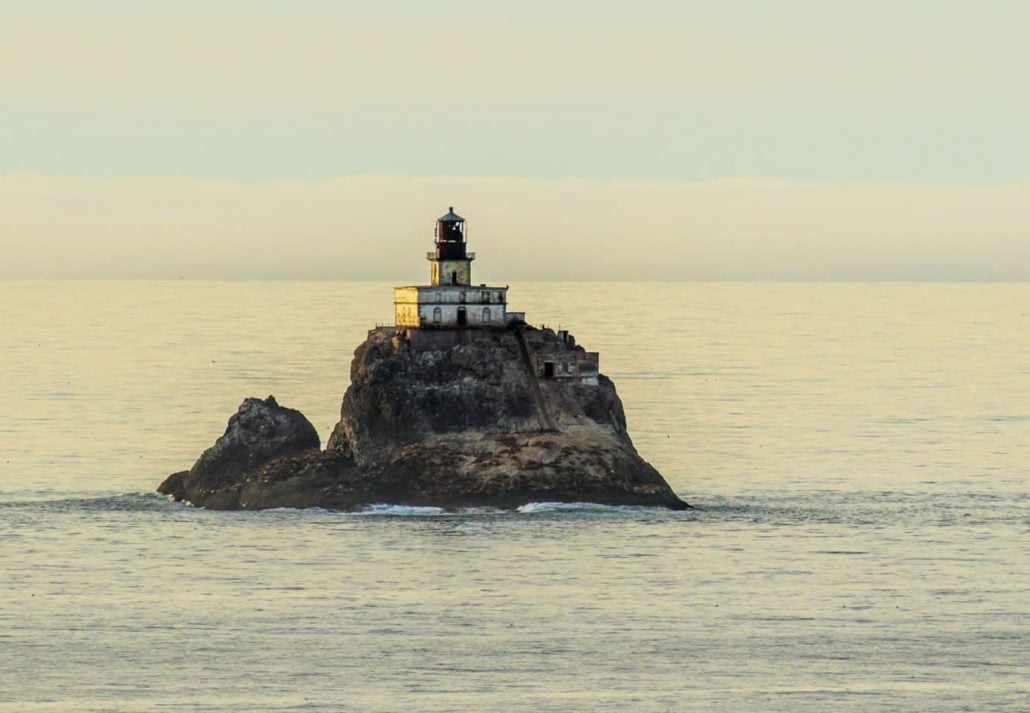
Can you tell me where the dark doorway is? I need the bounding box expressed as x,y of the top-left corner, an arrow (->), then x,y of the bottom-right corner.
450,271 -> 458,285
457,307 -> 467,326
543,362 -> 555,379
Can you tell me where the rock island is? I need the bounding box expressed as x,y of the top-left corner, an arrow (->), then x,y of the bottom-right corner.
159,208 -> 688,510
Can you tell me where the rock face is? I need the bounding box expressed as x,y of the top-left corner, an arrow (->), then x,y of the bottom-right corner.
159,326 -> 689,511
159,396 -> 321,509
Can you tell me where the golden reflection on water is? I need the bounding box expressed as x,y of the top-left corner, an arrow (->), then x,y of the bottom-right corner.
2,281 -> 1028,498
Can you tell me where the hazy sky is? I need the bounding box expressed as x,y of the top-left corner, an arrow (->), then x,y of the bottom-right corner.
2,1 -> 1029,279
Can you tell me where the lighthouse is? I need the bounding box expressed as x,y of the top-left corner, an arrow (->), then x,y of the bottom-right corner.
394,208 -> 518,329
430,207 -> 474,286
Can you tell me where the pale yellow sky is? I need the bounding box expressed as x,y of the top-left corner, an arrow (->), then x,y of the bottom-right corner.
3,1 -> 1029,182
3,2 -> 1029,279
3,174 -> 1029,280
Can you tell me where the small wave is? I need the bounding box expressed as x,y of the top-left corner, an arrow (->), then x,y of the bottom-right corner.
355,504 -> 449,516
0,491 -> 173,512
516,501 -> 639,514
259,504 -> 511,517
350,502 -> 647,516
689,490 -> 1029,528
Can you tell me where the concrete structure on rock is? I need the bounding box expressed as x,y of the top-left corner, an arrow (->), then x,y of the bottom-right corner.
393,207 -> 598,385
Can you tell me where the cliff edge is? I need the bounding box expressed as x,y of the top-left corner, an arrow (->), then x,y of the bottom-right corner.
158,325 -> 688,511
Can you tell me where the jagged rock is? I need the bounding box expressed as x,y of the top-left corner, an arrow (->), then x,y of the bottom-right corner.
158,395 -> 321,507
159,327 -> 689,511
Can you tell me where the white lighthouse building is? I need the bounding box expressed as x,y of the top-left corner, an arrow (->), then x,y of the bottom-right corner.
394,208 -> 519,329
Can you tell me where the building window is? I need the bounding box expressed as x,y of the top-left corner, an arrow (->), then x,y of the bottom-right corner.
482,307 -> 491,323
433,307 -> 442,324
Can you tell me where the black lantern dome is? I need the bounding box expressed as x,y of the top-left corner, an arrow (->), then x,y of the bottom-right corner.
434,206 -> 468,259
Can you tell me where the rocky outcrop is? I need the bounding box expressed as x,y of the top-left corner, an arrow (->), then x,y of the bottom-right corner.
158,396 -> 320,508
159,326 -> 689,511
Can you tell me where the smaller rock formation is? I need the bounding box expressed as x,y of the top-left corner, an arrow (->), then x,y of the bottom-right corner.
159,396 -> 321,509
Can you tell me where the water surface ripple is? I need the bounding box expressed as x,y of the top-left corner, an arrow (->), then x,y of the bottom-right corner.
1,281 -> 1027,711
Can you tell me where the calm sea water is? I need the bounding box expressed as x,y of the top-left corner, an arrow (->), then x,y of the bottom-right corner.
1,281 -> 1028,712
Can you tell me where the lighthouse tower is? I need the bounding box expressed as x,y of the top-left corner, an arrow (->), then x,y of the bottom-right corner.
394,208 -> 516,329
430,208 -> 474,286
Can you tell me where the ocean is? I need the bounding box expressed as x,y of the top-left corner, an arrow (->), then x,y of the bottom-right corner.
1,281 -> 1027,711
